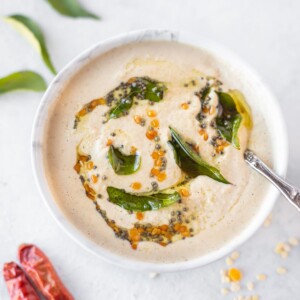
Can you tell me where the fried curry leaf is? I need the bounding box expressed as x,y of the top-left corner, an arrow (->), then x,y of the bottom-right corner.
169,128 -> 230,184
108,146 -> 141,175
0,71 -> 46,94
4,15 -> 56,74
108,77 -> 166,119
109,97 -> 133,119
107,187 -> 180,212
228,90 -> 253,129
142,80 -> 166,102
215,92 -> 242,149
45,0 -> 100,19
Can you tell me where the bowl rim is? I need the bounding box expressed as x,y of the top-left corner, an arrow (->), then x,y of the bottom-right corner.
31,29 -> 289,273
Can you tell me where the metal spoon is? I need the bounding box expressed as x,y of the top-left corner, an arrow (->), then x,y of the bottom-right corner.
244,149 -> 300,211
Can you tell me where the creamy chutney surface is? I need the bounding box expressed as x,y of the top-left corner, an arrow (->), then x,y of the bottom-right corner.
44,41 -> 272,263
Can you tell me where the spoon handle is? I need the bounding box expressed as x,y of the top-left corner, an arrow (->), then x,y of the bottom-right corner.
244,149 -> 300,212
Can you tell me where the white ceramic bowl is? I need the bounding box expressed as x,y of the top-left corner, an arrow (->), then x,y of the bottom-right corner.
31,29 -> 288,272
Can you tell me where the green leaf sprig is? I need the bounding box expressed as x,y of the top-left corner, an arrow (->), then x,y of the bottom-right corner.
107,187 -> 181,212
169,127 -> 230,184
228,90 -> 253,130
108,77 -> 166,119
45,0 -> 100,19
4,14 -> 56,74
108,146 -> 141,175
0,71 -> 46,94
215,92 -> 242,149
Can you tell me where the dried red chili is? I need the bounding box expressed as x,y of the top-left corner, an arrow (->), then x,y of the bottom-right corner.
3,261 -> 40,300
18,244 -> 74,300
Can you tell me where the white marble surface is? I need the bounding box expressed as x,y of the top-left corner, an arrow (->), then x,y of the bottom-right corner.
0,0 -> 300,299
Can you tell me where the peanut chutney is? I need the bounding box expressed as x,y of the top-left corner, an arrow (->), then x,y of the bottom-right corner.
44,41 -> 272,263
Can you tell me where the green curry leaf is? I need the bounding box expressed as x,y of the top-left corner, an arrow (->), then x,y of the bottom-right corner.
4,15 -> 56,74
108,77 -> 166,119
109,97 -> 133,119
107,187 -> 181,212
142,80 -> 166,102
215,92 -> 242,149
45,0 -> 100,19
228,90 -> 253,130
108,146 -> 141,175
0,71 -> 47,95
169,127 -> 230,184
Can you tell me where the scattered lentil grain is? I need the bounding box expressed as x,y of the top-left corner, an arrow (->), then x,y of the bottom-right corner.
276,267 -> 287,275
231,251 -> 240,260
289,237 -> 299,246
247,281 -> 254,291
221,288 -> 229,295
226,257 -> 234,266
229,268 -> 242,282
230,282 -> 241,292
148,272 -> 158,279
256,274 -> 266,281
